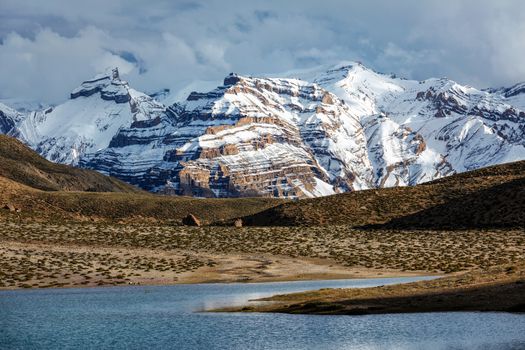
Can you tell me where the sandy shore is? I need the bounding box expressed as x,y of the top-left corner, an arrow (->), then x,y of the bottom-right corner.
0,240 -> 432,290
175,255 -> 429,285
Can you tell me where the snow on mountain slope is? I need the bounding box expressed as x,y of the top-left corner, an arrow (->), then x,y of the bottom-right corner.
288,62 -> 525,186
1,63 -> 525,198
173,74 -> 374,196
0,102 -> 24,134
491,82 -> 525,111
12,68 -> 165,165
83,74 -> 373,196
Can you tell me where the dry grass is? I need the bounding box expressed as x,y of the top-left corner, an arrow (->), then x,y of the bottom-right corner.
1,219 -> 523,289
222,263 -> 525,314
1,242 -> 204,289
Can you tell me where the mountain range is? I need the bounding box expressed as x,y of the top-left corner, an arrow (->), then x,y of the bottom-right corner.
1,63 -> 524,198
1,132 -> 522,229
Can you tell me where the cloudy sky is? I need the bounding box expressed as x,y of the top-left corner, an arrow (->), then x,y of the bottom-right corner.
1,0 -> 525,104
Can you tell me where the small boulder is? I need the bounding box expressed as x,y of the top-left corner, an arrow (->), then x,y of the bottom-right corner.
234,218 -> 243,228
3,203 -> 16,212
182,214 -> 201,227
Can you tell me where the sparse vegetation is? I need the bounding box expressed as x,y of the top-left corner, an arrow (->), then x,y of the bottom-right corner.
1,219 -> 523,289
0,134 -> 524,293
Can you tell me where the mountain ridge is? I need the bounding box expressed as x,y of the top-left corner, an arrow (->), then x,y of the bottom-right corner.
1,62 -> 524,198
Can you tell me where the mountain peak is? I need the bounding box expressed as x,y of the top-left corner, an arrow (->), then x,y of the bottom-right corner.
327,60 -> 363,72
223,73 -> 243,86
111,67 -> 121,81
279,61 -> 383,89
70,67 -> 130,103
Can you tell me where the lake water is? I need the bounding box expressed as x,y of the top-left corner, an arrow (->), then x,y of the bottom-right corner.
1,276 -> 525,350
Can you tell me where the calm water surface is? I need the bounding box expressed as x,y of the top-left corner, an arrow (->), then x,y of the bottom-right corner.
1,276 -> 524,350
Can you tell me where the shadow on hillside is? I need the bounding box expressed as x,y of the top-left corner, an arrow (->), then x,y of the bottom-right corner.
365,178 -> 525,230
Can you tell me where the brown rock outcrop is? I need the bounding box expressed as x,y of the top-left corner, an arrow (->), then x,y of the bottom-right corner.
3,203 -> 16,212
182,214 -> 201,226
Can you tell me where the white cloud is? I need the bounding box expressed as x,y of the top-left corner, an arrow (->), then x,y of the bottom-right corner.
0,0 -> 525,104
0,27 -> 133,103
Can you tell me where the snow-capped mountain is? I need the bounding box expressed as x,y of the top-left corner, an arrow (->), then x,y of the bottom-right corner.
8,68 -> 165,165
80,73 -> 372,197
1,62 -> 525,198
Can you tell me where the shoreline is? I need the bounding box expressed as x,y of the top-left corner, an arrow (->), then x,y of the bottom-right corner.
212,264 -> 525,315
0,267 -> 435,292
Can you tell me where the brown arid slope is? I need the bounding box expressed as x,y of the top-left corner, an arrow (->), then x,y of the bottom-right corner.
1,188 -> 283,224
215,263 -> 525,314
0,134 -> 140,192
0,135 -> 284,224
243,160 -> 525,228
0,175 -> 283,224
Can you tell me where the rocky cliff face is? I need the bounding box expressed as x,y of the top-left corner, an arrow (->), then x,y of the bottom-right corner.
1,63 -> 525,198
82,74 -> 372,196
